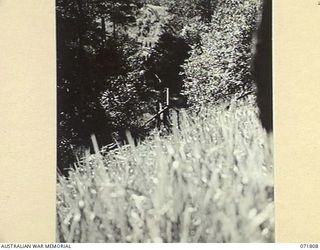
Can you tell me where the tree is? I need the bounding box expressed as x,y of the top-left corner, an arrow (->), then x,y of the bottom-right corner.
182,0 -> 261,108
56,0 -> 143,172
166,0 -> 217,29
92,0 -> 143,38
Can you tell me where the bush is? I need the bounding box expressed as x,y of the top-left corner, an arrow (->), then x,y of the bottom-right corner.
182,0 -> 261,109
100,72 -> 146,132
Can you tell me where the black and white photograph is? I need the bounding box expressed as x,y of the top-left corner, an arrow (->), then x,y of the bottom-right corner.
56,0 -> 273,243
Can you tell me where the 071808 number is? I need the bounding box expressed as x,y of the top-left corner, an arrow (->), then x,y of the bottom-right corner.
300,244 -> 319,248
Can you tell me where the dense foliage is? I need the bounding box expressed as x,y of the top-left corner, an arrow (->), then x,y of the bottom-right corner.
57,0 -> 274,243
182,0 -> 261,108
56,0 -> 145,171
57,0 -> 262,173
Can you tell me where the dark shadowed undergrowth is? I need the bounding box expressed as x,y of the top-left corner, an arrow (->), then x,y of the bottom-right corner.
57,101 -> 274,243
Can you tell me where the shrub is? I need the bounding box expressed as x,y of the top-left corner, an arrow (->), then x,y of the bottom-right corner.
182,0 -> 261,109
100,72 -> 146,132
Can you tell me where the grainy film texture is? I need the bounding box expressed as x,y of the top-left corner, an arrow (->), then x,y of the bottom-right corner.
56,0 -> 274,243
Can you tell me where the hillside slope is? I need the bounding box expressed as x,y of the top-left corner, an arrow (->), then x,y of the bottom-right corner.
57,103 -> 274,243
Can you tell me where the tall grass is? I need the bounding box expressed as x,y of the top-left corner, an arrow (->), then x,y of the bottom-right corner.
57,102 -> 274,243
